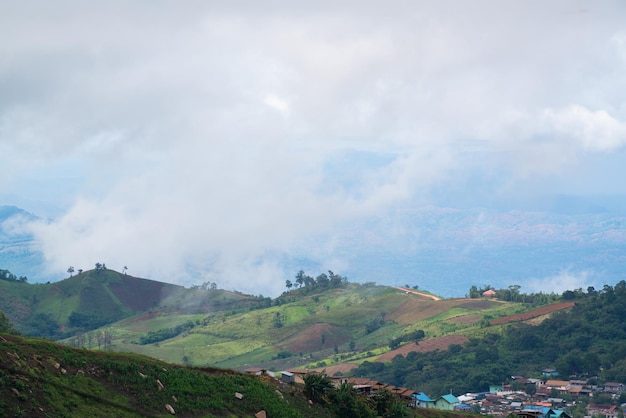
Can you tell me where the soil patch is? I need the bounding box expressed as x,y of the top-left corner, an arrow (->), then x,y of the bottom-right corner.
489,302 -> 575,325
278,323 -> 352,354
376,335 -> 469,362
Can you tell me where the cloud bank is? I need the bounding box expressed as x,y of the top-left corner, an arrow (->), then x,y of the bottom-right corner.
1,1 -> 625,294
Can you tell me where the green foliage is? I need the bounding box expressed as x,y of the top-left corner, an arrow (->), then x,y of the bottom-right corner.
27,313 -> 61,338
0,269 -> 27,283
389,329 -> 425,349
0,310 -> 18,334
0,334 -> 334,417
365,316 -> 385,334
355,281 -> 626,396
304,371 -> 334,403
138,320 -> 195,345
68,311 -> 108,330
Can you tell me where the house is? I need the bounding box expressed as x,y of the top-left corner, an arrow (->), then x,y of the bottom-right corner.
434,394 -> 460,410
604,382 -> 625,393
588,404 -> 619,418
545,408 -> 572,418
514,410 -> 543,418
454,403 -> 473,412
482,289 -> 497,297
413,392 -> 434,408
543,380 -> 570,394
280,371 -> 295,384
515,407 -> 571,418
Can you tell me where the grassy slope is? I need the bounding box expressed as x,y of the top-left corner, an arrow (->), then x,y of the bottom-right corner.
0,270 -> 257,337
0,333 -> 333,418
2,273 -> 539,372
93,284 -> 529,371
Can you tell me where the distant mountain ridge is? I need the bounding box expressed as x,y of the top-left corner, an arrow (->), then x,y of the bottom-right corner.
0,205 -> 52,283
2,204 -> 626,296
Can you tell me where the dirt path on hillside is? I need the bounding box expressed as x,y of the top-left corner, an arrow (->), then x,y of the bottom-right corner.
394,287 -> 442,301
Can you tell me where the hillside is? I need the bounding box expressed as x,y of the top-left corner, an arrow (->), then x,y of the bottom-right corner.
1,268 -> 569,376
66,281 -> 531,372
0,268 -> 258,339
0,333 -> 334,417
352,281 -> 626,397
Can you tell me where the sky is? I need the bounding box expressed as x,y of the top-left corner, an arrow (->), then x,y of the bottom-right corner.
1,1 -> 625,296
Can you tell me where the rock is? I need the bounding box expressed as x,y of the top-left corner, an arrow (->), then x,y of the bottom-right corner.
171,395 -> 178,403
235,392 -> 244,400
165,404 -> 175,415
275,389 -> 284,399
138,372 -> 147,379
157,379 -> 165,390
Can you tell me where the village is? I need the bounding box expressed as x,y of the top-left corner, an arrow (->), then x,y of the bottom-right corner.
247,367 -> 626,418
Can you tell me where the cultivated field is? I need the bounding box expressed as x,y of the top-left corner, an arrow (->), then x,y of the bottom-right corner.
489,301 -> 575,325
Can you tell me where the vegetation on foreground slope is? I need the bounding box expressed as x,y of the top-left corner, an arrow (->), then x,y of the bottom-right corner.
0,333 -> 478,418
0,333 -> 335,417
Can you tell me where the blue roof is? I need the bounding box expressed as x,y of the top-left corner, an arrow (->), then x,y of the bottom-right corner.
439,394 -> 459,404
413,392 -> 433,402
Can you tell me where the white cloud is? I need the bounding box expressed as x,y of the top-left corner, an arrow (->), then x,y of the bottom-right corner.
2,1 -> 626,293
542,105 -> 626,152
524,270 -> 595,294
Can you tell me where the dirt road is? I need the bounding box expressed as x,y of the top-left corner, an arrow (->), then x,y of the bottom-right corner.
394,287 -> 442,301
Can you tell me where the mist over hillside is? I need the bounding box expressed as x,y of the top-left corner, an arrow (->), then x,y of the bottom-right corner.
2,203 -> 625,297
0,206 -> 55,283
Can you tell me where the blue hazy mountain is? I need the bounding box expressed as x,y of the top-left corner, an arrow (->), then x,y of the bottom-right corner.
0,206 -> 53,283
1,202 -> 625,296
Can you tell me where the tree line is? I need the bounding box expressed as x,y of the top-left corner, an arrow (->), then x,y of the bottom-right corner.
285,270 -> 348,292
0,268 -> 27,283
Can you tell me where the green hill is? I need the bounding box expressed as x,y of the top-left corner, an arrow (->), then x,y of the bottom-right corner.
1,267 -> 555,375
0,333 -> 334,417
352,281 -> 626,397
61,281 -> 532,372
0,268 -> 257,339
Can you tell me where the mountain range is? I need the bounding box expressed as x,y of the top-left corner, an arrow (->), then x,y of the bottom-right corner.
2,204 -> 626,297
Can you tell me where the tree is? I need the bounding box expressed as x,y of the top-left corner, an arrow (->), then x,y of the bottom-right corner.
67,266 -> 75,277
0,311 -> 18,334
122,266 -> 128,275
316,273 -> 330,288
303,372 -> 334,403
295,270 -> 306,288
285,279 -> 293,290
468,285 -> 480,298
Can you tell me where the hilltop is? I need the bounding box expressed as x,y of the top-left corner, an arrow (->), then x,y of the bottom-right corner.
0,268 -> 258,339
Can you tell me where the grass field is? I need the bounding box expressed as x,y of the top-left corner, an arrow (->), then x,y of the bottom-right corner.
41,280 -> 542,372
